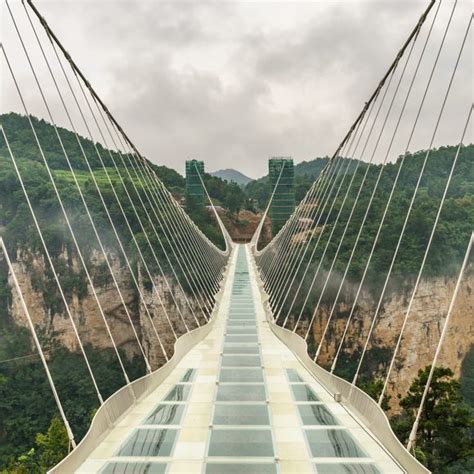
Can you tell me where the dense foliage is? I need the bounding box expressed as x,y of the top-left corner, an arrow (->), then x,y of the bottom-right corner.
393,366 -> 474,473
271,145 -> 473,323
0,323 -> 145,470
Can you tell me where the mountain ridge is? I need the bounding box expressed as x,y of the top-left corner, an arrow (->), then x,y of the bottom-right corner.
210,168 -> 253,185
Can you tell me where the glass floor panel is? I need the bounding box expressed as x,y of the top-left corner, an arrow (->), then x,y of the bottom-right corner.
213,404 -> 270,425
228,314 -> 256,320
298,405 -> 339,425
225,335 -> 259,343
286,368 -> 304,382
117,428 -> 178,456
163,384 -> 191,402
216,384 -> 266,401
208,429 -> 274,457
227,320 -> 256,327
143,404 -> 186,425
100,461 -> 167,474
305,429 -> 367,458
205,463 -> 277,474
226,327 -> 258,335
223,345 -> 260,355
314,463 -> 381,474
291,384 -> 321,402
222,355 -> 262,367
180,368 -> 196,382
219,369 -> 264,383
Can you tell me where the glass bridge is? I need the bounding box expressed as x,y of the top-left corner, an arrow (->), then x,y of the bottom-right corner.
75,245 -> 404,474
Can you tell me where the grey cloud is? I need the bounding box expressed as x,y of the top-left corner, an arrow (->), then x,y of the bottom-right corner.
2,0 -> 471,178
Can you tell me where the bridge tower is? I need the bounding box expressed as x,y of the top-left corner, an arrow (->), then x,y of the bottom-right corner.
269,157 -> 295,235
185,159 -> 205,208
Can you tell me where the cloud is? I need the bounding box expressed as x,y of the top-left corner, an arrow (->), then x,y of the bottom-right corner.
1,0 -> 471,178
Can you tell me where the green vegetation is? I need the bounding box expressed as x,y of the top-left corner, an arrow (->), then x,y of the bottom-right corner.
0,324 -> 145,471
393,366 -> 474,473
275,145 -> 473,322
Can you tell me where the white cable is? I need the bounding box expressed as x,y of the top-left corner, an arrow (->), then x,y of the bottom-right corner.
352,4 -> 466,386
331,1 -> 459,375
380,104 -> 472,404
0,237 -> 77,448
407,231 -> 473,452
0,124 -> 105,405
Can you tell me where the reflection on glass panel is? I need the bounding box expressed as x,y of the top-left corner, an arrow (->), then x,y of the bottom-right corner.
213,404 -> 270,425
227,320 -> 256,327
286,368 -> 304,382
219,369 -> 264,383
298,405 -> 338,425
205,463 -> 277,474
223,344 -> 260,355
229,313 -> 256,320
314,463 -> 382,474
216,384 -> 266,401
100,462 -> 167,474
164,384 -> 191,401
208,429 -> 274,457
117,428 -> 178,456
291,385 -> 320,402
222,355 -> 261,367
226,327 -> 258,335
180,368 -> 196,382
225,335 -> 259,343
305,429 -> 366,458
144,404 -> 186,425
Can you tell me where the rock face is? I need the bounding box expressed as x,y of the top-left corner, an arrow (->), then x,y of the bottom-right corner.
7,247 -> 207,371
301,270 -> 473,410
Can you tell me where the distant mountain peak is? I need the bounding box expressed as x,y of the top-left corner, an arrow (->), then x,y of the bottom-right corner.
210,168 -> 253,186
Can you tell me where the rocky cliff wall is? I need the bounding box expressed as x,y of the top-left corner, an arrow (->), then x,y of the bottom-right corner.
6,247 -> 206,370
291,270 -> 473,410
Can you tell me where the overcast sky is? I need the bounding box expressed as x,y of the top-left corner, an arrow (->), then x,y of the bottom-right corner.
1,0 -> 472,178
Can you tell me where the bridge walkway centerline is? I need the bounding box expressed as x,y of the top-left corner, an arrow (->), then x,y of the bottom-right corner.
75,244 -> 404,474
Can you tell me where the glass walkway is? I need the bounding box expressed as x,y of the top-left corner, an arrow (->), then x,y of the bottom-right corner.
76,245 -> 404,474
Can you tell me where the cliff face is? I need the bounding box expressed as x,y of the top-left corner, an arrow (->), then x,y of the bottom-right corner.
7,247 -> 204,370
296,271 -> 473,410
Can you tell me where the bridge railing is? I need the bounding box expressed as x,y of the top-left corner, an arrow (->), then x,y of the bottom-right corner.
248,252 -> 430,474
48,250 -> 235,474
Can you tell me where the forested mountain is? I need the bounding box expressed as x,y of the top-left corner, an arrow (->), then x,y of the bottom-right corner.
0,112 -> 244,471
210,168 -> 252,186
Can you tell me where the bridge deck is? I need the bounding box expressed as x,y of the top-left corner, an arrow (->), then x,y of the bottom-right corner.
77,245 -> 403,474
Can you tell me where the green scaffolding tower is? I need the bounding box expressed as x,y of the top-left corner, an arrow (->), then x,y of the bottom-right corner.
269,157 -> 295,236
185,159 -> 205,207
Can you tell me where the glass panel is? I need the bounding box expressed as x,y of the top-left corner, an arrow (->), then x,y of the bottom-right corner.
229,313 -> 256,320
213,404 -> 270,425
216,384 -> 266,401
219,369 -> 264,383
286,368 -> 304,382
208,429 -> 274,457
314,463 -> 382,474
223,345 -> 260,355
117,428 -> 178,456
305,429 -> 366,458
163,384 -> 191,402
144,404 -> 186,425
298,405 -> 338,426
205,463 -> 277,474
227,320 -> 256,327
222,355 -> 261,367
180,368 -> 196,382
225,335 -> 259,343
100,462 -> 167,474
226,327 -> 258,335
291,384 -> 320,402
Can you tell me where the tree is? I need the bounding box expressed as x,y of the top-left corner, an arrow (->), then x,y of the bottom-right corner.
35,417 -> 69,470
392,366 -> 474,472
